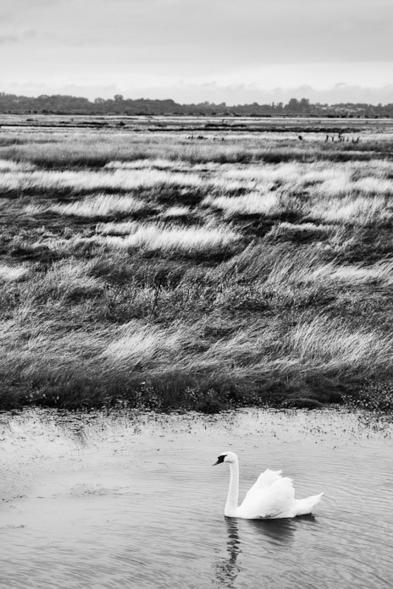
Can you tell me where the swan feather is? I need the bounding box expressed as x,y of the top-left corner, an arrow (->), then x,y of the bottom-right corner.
238,471 -> 296,519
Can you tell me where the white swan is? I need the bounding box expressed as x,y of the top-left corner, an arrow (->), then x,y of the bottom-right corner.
213,451 -> 323,519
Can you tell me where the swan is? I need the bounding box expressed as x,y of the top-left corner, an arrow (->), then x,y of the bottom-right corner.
213,451 -> 323,519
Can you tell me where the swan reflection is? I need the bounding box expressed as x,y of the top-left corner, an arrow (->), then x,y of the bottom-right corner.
214,515 -> 315,587
214,518 -> 241,588
247,517 -> 297,545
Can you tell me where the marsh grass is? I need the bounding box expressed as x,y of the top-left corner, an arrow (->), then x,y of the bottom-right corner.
0,118 -> 392,411
204,192 -> 282,217
51,193 -> 151,218
95,222 -> 241,257
0,264 -> 29,281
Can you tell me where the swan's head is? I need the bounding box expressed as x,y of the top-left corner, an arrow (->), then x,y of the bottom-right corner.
213,451 -> 237,466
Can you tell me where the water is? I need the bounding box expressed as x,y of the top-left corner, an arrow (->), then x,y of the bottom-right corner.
0,409 -> 392,589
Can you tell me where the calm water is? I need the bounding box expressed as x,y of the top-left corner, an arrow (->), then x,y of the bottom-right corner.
0,409 -> 392,589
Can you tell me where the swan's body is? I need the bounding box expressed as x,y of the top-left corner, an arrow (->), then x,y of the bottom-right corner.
214,451 -> 323,519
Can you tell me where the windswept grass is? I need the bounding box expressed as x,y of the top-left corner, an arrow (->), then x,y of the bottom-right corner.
309,194 -> 391,225
0,159 -> 35,172
30,260 -> 105,301
51,193 -> 150,218
204,192 -> 282,217
266,222 -> 333,242
309,260 -> 393,286
0,117 -> 392,411
96,222 -> 241,256
288,316 -> 392,369
161,205 -> 192,219
0,168 -> 205,196
0,264 -> 29,281
102,320 -> 182,367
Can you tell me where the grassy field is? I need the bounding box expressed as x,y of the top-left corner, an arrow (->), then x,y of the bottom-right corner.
0,116 -> 392,412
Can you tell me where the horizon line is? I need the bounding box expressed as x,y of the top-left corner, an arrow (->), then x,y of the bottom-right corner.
1,91 -> 393,108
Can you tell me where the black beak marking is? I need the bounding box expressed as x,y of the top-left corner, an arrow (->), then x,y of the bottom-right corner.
212,454 -> 226,466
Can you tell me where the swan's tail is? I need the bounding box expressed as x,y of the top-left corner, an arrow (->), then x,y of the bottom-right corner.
294,492 -> 323,516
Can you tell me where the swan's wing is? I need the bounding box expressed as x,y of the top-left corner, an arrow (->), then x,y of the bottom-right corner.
243,469 -> 282,500
239,474 -> 296,519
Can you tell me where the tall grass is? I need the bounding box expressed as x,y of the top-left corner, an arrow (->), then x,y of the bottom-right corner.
309,195 -> 391,225
0,168 -> 206,194
0,120 -> 392,411
1,311 -> 391,410
204,192 -> 282,217
96,222 -> 241,255
51,193 -> 149,218
288,316 -> 392,369
0,264 -> 29,281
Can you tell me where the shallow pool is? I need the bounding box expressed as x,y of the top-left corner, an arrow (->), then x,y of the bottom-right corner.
0,409 -> 392,588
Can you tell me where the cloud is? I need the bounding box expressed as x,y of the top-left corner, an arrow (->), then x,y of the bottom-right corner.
0,0 -> 392,97
1,0 -> 393,64
0,34 -> 18,44
0,29 -> 37,44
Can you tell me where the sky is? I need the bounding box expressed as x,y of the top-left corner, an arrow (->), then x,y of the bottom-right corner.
1,0 -> 392,104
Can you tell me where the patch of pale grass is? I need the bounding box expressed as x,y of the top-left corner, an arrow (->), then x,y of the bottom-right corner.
220,162 -> 393,197
318,174 -> 393,196
96,221 -> 138,236
195,322 -> 280,369
51,193 -> 147,217
263,250 -> 393,289
105,159 -> 220,173
266,222 -> 332,241
223,163 -> 300,183
0,159 -> 34,172
363,159 -> 393,175
34,260 -> 104,299
9,234 -> 73,256
316,173 -> 353,195
310,260 -> 393,286
98,222 -> 240,253
353,177 -> 393,195
300,167 -> 349,185
209,177 -> 257,192
263,251 -> 319,286
102,321 -> 182,369
162,206 -> 191,218
24,204 -> 46,216
104,159 -> 177,170
1,320 -> 108,369
309,194 -> 390,225
204,191 -> 281,216
0,168 -> 205,193
0,264 -> 29,281
289,316 -> 392,369
223,162 -> 393,197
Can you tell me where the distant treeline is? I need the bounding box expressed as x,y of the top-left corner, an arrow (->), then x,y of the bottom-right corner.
1,93 -> 393,117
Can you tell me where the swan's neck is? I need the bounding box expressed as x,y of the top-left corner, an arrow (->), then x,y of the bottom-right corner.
225,459 -> 239,517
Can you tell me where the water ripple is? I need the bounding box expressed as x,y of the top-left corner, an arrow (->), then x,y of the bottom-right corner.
0,408 -> 392,588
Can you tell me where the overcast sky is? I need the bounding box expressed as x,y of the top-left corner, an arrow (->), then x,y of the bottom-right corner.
1,0 -> 392,103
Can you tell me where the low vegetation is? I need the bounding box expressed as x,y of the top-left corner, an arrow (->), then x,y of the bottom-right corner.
0,117 -> 392,412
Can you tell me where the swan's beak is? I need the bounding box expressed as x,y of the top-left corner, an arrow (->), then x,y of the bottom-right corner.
212,455 -> 226,466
